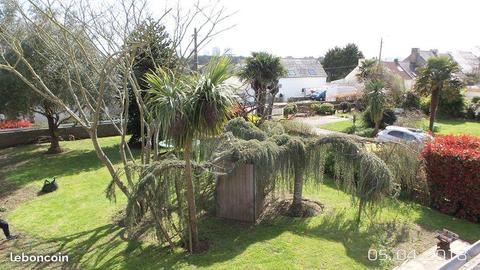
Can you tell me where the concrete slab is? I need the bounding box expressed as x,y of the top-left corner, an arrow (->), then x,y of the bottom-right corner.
395,240 -> 472,270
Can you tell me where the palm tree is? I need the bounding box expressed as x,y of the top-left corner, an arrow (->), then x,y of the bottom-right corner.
415,56 -> 462,131
147,56 -> 237,253
356,59 -> 378,82
366,80 -> 387,135
239,52 -> 286,123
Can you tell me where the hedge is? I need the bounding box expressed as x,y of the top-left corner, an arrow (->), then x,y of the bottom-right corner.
311,102 -> 335,115
422,135 -> 480,222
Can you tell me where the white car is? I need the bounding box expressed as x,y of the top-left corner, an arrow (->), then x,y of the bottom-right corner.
376,126 -> 433,145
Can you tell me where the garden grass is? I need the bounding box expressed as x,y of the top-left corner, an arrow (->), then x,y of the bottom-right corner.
320,117 -> 480,137
318,120 -> 356,133
0,138 -> 479,269
420,119 -> 480,136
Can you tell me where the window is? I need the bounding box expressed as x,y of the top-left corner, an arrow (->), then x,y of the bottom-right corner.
288,69 -> 296,76
403,133 -> 417,141
308,69 -> 317,75
388,131 -> 404,139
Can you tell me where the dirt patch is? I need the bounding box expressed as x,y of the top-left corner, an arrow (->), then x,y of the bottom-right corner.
259,198 -> 324,222
0,186 -> 38,213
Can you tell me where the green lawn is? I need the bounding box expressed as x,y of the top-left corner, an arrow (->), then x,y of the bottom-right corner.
319,118 -> 480,136
319,120 -> 356,133
419,119 -> 480,136
1,138 -> 479,270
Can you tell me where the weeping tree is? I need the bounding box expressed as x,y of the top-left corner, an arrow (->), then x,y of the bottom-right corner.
145,56 -> 237,253
219,118 -> 394,222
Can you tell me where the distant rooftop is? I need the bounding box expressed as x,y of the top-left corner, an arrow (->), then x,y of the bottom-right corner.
280,58 -> 327,78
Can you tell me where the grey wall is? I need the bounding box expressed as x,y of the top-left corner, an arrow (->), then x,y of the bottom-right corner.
0,123 -> 119,149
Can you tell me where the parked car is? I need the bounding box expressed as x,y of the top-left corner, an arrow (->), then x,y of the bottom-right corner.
376,126 -> 433,145
310,90 -> 327,101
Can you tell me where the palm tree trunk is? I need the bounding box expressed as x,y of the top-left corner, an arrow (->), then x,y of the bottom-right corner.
184,140 -> 199,253
373,120 -> 381,136
257,89 -> 267,117
173,171 -> 186,246
291,166 -> 304,216
46,113 -> 62,154
429,88 -> 440,132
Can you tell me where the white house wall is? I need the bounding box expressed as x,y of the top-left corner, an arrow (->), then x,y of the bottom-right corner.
278,77 -> 327,100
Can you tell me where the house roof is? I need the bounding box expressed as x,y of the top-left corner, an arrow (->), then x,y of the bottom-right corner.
418,50 -> 437,61
381,61 -> 415,80
449,51 -> 480,73
397,61 -> 416,79
280,58 -> 327,78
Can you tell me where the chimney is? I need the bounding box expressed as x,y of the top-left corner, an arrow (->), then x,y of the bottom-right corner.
411,48 -> 419,60
410,48 -> 420,69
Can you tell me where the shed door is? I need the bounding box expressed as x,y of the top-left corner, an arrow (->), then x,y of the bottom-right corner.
216,164 -> 255,222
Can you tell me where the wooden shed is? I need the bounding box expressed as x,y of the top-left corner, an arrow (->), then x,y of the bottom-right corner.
216,164 -> 265,222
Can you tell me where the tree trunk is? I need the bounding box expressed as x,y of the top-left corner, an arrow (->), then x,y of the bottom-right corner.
290,166 -> 304,216
256,89 -> 266,117
90,129 -> 130,198
373,120 -> 381,136
356,199 -> 365,225
184,141 -> 199,253
46,114 -> 62,154
429,89 -> 440,132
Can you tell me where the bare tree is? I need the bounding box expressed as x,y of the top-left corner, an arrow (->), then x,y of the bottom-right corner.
0,0 -> 233,252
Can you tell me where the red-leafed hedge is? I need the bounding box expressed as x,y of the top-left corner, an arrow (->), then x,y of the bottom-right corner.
422,135 -> 480,222
0,120 -> 33,129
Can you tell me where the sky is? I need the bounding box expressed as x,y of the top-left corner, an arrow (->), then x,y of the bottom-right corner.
152,0 -> 480,59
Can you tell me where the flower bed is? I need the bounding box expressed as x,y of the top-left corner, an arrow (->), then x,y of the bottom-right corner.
0,120 -> 33,129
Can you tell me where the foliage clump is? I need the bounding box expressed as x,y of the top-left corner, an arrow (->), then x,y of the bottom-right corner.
283,103 -> 298,117
225,117 -> 267,141
311,102 -> 335,115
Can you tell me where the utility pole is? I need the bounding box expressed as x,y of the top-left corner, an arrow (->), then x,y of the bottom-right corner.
193,28 -> 198,71
378,37 -> 383,64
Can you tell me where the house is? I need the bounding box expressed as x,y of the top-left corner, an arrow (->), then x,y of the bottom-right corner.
277,58 -> 327,101
324,58 -> 416,101
403,47 -> 480,76
381,60 -> 415,89
449,51 -> 480,74
325,60 -> 363,101
403,48 -> 441,74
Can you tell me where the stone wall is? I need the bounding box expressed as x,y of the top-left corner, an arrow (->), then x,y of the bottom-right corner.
0,123 -> 119,149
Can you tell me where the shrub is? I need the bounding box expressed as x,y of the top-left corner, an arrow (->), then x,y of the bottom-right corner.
280,120 -> 313,137
355,128 -> 376,138
419,91 -> 466,118
0,120 -> 32,129
472,96 -> 480,104
311,102 -> 335,115
422,135 -> 480,222
283,103 -> 298,117
338,101 -> 352,112
362,107 -> 397,129
465,101 -> 480,120
402,91 -> 420,109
